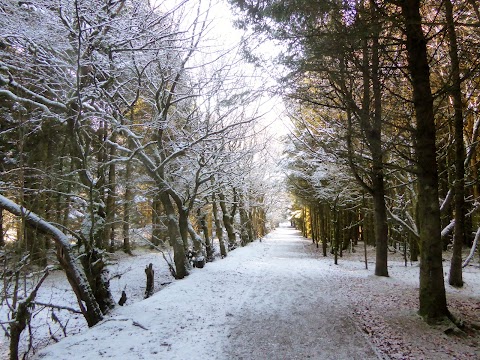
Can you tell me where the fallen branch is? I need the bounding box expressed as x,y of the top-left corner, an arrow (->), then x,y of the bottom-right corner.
31,301 -> 82,314
132,321 -> 148,330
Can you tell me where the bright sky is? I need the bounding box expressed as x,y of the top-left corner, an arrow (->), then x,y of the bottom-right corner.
154,0 -> 288,138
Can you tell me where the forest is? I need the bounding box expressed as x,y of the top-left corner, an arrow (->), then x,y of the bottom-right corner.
230,0 -> 480,321
1,0 -> 480,359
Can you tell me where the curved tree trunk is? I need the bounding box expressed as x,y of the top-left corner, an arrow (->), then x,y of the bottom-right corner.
159,192 -> 188,279
188,221 -> 205,258
0,195 -> 104,327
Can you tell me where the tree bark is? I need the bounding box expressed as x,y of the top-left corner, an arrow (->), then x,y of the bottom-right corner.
343,9 -> 389,276
370,8 -> 389,277
320,205 -> 328,256
239,197 -> 251,246
445,0 -> 465,288
105,133 -> 117,253
212,192 -> 227,257
334,207 -> 339,265
310,205 -> 316,245
123,157 -> 132,254
118,290 -> 127,306
198,208 -> 214,261
372,185 -> 388,276
79,248 -> 116,314
188,221 -> 205,258
159,192 -> 188,279
400,0 -> 449,321
0,209 -> 4,247
218,192 -> 237,250
151,195 -> 163,246
9,270 -> 49,360
410,235 -> 419,262
144,263 -> 154,299
178,208 -> 191,252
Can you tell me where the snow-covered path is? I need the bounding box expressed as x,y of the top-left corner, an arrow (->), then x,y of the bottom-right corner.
36,226 -> 380,359
224,228 -> 379,359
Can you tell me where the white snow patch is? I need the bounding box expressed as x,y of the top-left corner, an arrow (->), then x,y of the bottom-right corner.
0,226 -> 478,359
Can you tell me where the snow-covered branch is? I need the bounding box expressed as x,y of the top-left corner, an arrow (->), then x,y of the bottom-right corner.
386,207 -> 419,240
0,194 -> 104,327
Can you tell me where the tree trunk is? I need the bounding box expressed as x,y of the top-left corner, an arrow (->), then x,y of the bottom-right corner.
144,263 -> 154,299
334,207 -> 339,265
372,184 -> 389,276
339,210 -> 344,257
9,271 -> 48,360
0,195 -> 104,326
247,210 -> 255,242
239,198 -> 251,246
310,205 -> 316,245
255,197 -> 267,237
188,221 -> 205,258
445,0 -> 465,288
80,248 -> 116,314
105,133 -> 117,253
198,208 -> 214,261
178,208 -> 191,252
151,195 -> 163,246
212,193 -> 227,257
123,157 -> 132,254
95,121 -> 108,249
370,10 -> 389,276
401,0 -> 449,321
0,209 -> 4,247
410,235 -> 419,261
218,192 -> 236,250
159,192 -> 188,279
320,205 -> 328,256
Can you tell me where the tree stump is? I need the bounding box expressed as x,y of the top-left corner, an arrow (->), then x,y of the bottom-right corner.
118,290 -> 127,306
195,256 -> 206,269
144,263 -> 154,299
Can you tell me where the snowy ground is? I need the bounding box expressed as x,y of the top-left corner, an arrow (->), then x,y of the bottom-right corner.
2,226 -> 480,359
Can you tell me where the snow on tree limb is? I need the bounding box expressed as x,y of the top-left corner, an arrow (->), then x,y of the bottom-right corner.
439,189 -> 453,215
0,195 -> 71,249
0,74 -> 67,113
463,227 -> 480,268
387,207 -> 419,240
441,220 -> 455,240
0,194 -> 104,326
